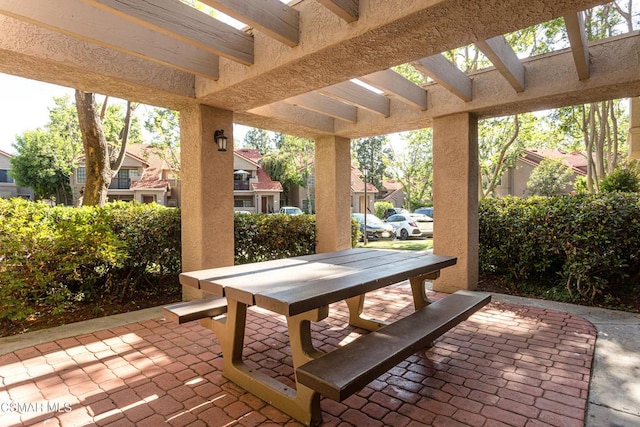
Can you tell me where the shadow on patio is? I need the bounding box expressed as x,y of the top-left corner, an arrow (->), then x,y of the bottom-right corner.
0,284 -> 595,427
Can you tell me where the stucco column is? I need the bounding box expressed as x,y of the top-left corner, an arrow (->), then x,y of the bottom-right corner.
180,104 -> 234,300
432,112 -> 479,293
629,97 -> 640,160
315,135 -> 352,253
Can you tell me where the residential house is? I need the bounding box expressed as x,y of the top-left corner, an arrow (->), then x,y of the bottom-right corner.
233,148 -> 282,213
71,144 -> 180,206
495,148 -> 587,197
351,166 -> 379,213
378,179 -> 405,208
0,149 -> 34,200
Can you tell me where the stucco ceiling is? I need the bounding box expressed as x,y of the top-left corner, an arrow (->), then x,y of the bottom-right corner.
1,0 -> 638,139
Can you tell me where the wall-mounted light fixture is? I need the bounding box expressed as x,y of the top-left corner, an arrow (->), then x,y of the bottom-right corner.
214,129 -> 228,152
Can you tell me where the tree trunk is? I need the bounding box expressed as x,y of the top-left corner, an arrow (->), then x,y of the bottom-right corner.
75,90 -> 111,206
481,115 -> 519,199
110,101 -> 135,173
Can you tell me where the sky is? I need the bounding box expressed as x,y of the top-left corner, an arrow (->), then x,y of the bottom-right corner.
0,73 -> 76,154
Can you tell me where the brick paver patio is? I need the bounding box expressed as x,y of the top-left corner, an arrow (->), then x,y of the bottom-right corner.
0,284 -> 596,426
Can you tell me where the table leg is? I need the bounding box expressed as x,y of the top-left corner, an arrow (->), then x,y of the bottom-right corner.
345,295 -> 389,331
200,299 -> 324,427
409,271 -> 439,310
287,305 -> 329,368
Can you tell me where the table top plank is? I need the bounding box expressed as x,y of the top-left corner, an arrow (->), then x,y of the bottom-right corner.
197,248 -> 412,295
251,254 -> 456,316
180,248 -> 367,290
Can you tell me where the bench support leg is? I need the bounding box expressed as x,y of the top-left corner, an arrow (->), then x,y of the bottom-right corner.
345,295 -> 389,331
410,271 -> 440,310
200,299 -> 324,427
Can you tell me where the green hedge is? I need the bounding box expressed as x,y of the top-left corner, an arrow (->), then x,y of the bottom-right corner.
234,213 -> 316,263
0,199 -> 181,320
479,194 -> 640,304
0,200 -> 360,321
233,213 -> 360,263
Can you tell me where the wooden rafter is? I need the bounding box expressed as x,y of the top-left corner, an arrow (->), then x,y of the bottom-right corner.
285,92 -> 357,123
0,0 -> 219,79
316,0 -> 358,22
359,69 -> 428,110
413,54 -> 473,102
564,11 -> 590,80
318,81 -> 390,117
199,0 -> 299,47
82,0 -> 254,65
475,36 -> 525,92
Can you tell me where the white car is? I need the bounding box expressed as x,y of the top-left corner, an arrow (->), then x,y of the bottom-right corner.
279,206 -> 303,215
385,214 -> 425,240
409,212 -> 433,237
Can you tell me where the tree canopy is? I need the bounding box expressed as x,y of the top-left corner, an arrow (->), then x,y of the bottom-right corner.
10,129 -> 72,202
352,135 -> 391,192
144,108 -> 181,179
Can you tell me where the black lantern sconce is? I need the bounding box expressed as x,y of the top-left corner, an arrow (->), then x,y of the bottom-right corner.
214,129 -> 228,152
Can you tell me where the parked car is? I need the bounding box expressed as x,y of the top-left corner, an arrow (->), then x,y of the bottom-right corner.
279,206 -> 303,215
383,207 -> 410,219
385,213 -> 424,240
413,207 -> 434,218
352,213 -> 395,241
408,213 -> 433,237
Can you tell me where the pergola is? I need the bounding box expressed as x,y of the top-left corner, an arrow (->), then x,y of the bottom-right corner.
2,0 -> 639,298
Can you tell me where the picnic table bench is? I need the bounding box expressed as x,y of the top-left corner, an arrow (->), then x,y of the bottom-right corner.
165,248 -> 490,426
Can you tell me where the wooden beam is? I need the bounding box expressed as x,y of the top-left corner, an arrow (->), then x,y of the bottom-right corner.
318,81 -> 390,117
82,0 -> 254,65
475,36 -> 525,92
316,0 -> 359,22
285,92 -> 357,123
248,102 -> 336,133
414,54 -> 473,102
199,0 -> 299,47
359,69 -> 428,110
0,0 -> 219,79
564,11 -> 590,80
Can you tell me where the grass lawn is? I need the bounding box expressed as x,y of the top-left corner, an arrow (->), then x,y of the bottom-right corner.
357,238 -> 433,251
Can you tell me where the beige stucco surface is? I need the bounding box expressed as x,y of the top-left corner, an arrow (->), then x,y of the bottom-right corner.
180,105 -> 234,299
432,113 -> 479,292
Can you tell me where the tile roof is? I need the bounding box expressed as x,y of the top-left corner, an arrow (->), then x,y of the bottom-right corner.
252,168 -> 283,191
522,148 -> 587,175
351,166 -> 378,193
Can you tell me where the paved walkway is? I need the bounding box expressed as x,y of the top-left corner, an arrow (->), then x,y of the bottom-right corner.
0,284 -> 637,426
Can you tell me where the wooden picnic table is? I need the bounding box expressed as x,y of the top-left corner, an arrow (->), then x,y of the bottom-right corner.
170,248 -> 489,426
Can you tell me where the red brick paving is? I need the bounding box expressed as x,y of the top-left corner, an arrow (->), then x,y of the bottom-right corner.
0,285 -> 596,426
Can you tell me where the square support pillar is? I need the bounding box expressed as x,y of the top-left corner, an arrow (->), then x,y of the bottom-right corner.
315,135 -> 352,253
180,104 -> 234,300
432,113 -> 479,292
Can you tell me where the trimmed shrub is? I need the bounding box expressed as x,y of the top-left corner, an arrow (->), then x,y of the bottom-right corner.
0,199 -> 180,321
234,213 -> 316,263
480,194 -> 640,303
374,201 -> 393,219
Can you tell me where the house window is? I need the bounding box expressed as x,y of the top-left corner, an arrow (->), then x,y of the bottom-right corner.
234,197 -> 254,208
0,169 -> 13,183
76,167 -> 86,184
110,169 -> 131,189
234,171 -> 250,190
